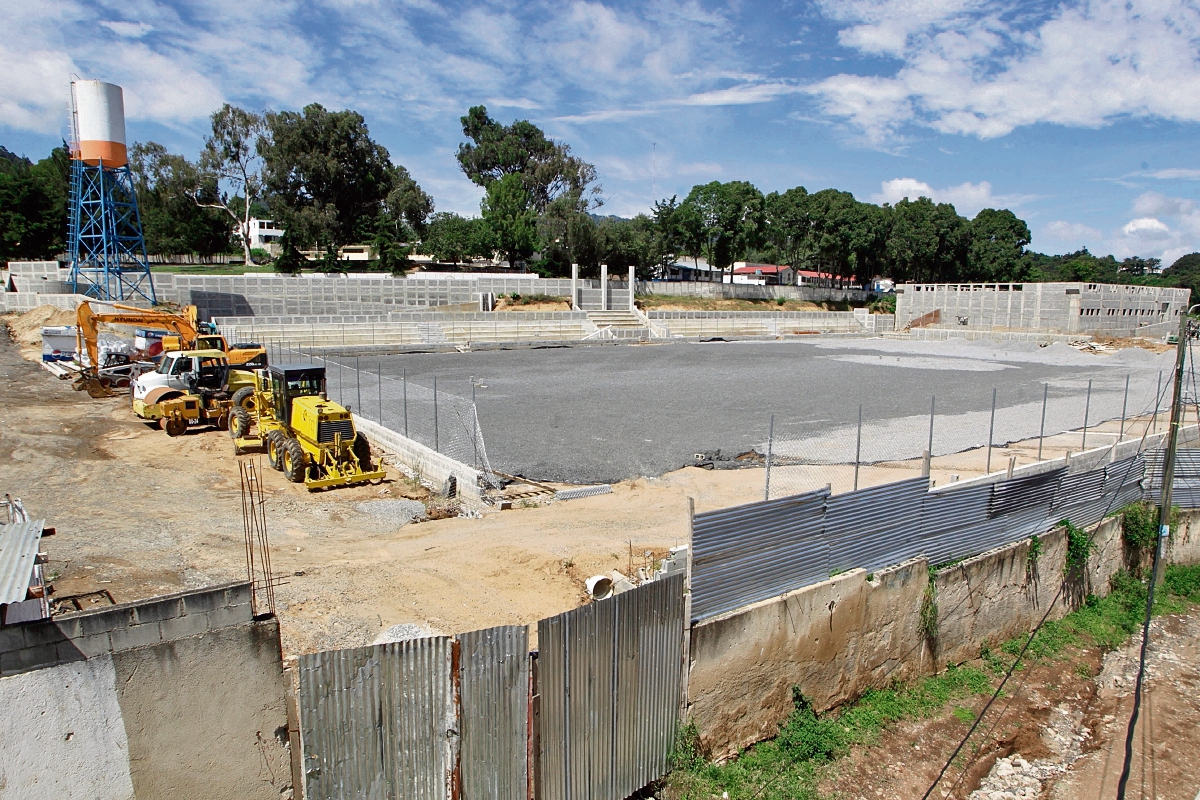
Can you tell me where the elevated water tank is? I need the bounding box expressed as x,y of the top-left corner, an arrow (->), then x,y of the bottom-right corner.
71,80 -> 127,167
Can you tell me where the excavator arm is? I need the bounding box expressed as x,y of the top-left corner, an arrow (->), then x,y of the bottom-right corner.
74,302 -> 201,396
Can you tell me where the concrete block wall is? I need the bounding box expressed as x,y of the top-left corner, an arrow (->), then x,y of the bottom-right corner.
355,415 -> 484,502
686,508 -> 1200,761
648,309 -> 868,337
0,582 -> 291,799
896,281 -> 1190,336
636,280 -> 871,304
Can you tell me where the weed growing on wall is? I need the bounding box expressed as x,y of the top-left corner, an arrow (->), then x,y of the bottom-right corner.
1025,535 -> 1042,585
1061,521 -> 1095,577
920,566 -> 939,643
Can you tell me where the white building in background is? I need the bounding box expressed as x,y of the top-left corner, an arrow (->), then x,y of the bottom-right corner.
247,218 -> 284,250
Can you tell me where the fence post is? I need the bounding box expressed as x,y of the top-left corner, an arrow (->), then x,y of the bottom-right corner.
1120,373 -> 1130,440
403,368 -> 409,437
1152,370 -> 1163,433
853,405 -> 863,491
1038,383 -> 1048,461
927,395 -> 935,459
763,414 -> 775,501
1081,378 -> 1092,450
377,362 -> 382,424
433,375 -> 439,453
355,356 -> 361,414
986,388 -> 997,473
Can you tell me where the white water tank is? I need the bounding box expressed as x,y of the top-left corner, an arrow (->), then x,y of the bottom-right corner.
71,80 -> 128,167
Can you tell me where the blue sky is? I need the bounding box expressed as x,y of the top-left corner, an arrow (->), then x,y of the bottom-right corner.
3,0 -> 1200,263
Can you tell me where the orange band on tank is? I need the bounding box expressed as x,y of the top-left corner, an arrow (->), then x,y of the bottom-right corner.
75,140 -> 128,167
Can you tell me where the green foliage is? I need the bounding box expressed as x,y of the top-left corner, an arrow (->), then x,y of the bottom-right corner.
1026,534 -> 1042,583
0,144 -> 70,260
130,142 -> 233,256
920,566 -> 939,642
481,174 -> 537,267
952,706 -> 977,724
1062,520 -> 1095,576
1121,501 -> 1159,551
272,230 -> 304,275
199,104 -> 268,262
868,294 -> 896,314
967,208 -> 1031,280
372,223 -> 412,277
677,180 -> 767,279
263,103 -> 430,248
457,105 -> 600,213
776,296 -> 786,306
420,212 -> 495,264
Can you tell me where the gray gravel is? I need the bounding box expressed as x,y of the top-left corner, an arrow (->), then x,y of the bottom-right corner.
363,339 -> 1172,484
355,499 -> 427,526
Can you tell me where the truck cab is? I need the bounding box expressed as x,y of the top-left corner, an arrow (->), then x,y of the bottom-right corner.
132,349 -> 231,404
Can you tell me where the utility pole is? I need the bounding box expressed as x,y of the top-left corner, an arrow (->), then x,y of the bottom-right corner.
1116,304 -> 1193,799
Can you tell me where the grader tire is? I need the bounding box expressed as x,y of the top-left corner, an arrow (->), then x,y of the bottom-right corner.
231,386 -> 257,413
282,437 -> 306,483
267,431 -> 285,470
352,432 -> 374,472
229,405 -> 251,439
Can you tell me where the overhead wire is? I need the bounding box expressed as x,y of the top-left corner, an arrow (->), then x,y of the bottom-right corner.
920,367 -> 1177,800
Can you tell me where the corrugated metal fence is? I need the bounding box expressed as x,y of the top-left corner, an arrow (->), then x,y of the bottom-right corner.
691,453 -> 1153,623
298,578 -> 684,800
537,573 -> 686,800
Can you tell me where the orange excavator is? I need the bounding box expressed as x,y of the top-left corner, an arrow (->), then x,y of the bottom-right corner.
73,302 -> 266,397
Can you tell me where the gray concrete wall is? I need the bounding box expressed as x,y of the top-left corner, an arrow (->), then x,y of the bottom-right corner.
355,415 -> 484,503
637,280 -> 871,303
896,281 -> 1190,336
0,582 -> 290,799
686,508 -> 1200,762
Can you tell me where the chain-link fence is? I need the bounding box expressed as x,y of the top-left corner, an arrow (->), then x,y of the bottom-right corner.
271,343 -> 501,488
763,366 -> 1190,500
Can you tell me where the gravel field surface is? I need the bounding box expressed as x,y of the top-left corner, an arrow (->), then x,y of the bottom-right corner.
362,339 -> 1173,484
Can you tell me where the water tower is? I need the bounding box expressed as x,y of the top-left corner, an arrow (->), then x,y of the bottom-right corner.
67,80 -> 156,303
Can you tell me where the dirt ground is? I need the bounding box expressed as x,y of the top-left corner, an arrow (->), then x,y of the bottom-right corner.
0,323 -> 772,658
493,296 -> 572,311
820,610 -> 1200,799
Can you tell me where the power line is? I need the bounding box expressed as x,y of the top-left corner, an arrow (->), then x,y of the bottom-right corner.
920,368 -> 1177,800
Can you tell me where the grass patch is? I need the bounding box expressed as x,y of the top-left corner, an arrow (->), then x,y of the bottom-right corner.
667,564 -> 1200,800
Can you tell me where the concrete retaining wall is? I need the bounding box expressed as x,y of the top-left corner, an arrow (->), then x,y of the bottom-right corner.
896,281 -> 1190,336
637,280 -> 871,303
0,582 -> 290,799
355,415 -> 484,503
686,508 -> 1200,761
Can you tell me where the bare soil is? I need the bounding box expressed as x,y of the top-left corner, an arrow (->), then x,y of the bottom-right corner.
0,320 -> 763,659
820,611 -> 1200,799
493,297 -> 572,311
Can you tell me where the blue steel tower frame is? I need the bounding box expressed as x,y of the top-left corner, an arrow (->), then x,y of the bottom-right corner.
67,157 -> 156,303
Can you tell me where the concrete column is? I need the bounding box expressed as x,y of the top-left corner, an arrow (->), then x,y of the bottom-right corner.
628,265 -> 636,311
601,264 -> 608,311
571,262 -> 578,310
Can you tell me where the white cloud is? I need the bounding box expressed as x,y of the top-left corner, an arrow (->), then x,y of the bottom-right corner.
1122,217 -> 1171,239
812,0 -> 1200,144
100,20 -> 153,38
1044,220 -> 1102,243
1148,168 -> 1200,180
870,177 -> 1020,217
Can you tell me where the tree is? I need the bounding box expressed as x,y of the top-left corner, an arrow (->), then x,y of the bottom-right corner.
421,212 -> 494,265
678,181 -> 766,283
481,174 -> 537,268
130,142 -> 232,256
272,230 -> 304,275
0,145 -> 69,260
885,197 -> 967,283
196,104 -> 269,264
967,208 -> 1031,281
263,103 -> 429,248
457,105 -> 601,213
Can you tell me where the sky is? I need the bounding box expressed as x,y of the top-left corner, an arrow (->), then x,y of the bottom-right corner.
3,0 -> 1200,263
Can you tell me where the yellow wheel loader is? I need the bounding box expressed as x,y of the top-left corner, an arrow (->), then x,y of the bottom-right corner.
230,363 -> 385,490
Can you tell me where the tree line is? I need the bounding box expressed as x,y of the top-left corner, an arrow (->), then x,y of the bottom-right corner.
2,102 -> 1197,298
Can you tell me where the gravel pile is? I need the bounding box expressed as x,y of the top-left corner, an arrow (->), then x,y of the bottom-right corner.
355,499 -> 427,526
968,756 -> 1047,799
373,623 -> 439,644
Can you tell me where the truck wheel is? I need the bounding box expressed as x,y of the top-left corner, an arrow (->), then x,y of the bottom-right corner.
352,432 -> 373,471
282,437 -> 306,483
231,386 -> 257,413
229,406 -> 251,439
164,417 -> 187,437
267,431 -> 285,470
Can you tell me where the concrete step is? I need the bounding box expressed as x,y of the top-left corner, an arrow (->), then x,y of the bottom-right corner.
587,311 -> 643,328
416,321 -> 449,344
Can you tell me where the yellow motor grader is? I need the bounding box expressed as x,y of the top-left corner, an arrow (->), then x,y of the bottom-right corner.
230,363 -> 385,490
